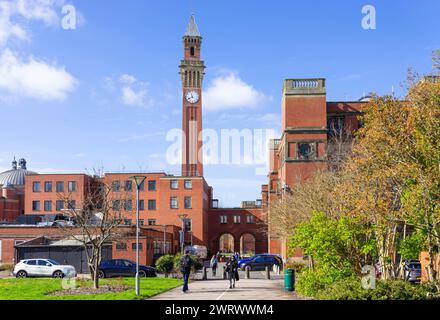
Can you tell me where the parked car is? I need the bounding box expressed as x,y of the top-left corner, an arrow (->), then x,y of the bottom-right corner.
238,254 -> 282,269
404,260 -> 422,283
98,259 -> 157,278
13,259 -> 76,278
240,255 -> 283,271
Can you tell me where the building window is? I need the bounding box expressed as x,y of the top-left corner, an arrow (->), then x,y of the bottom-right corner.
184,180 -> 192,189
112,200 -> 120,211
132,243 -> 143,251
124,200 -> 133,211
112,181 -> 121,192
170,180 -> 178,190
139,219 -> 144,226
56,200 -> 64,211
32,201 -> 40,211
56,182 -> 64,193
67,200 -> 76,210
148,180 -> 156,191
124,219 -> 132,226
33,182 -> 41,192
184,219 -> 192,232
212,199 -> 219,209
190,46 -> 195,57
184,196 -> 192,209
328,117 -> 345,136
170,197 -> 178,209
44,182 -> 52,192
256,199 -> 262,207
138,200 -> 145,211
148,219 -> 156,226
44,201 -> 52,212
148,200 -> 157,211
116,243 -> 127,251
125,180 -> 133,192
234,215 -> 241,224
220,215 -> 227,224
246,215 -> 255,224
298,143 -> 316,160
68,181 -> 77,192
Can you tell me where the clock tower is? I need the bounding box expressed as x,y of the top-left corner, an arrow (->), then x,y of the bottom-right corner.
180,15 -> 205,177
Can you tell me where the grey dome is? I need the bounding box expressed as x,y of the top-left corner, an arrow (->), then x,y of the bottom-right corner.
0,158 -> 37,187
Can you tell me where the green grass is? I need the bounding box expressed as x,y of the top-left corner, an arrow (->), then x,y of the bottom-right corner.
0,277 -> 181,300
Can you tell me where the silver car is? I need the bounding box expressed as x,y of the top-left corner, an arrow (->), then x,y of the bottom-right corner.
13,259 -> 76,278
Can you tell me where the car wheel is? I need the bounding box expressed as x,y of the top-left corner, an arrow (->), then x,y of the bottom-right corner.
53,271 -> 64,278
139,270 -> 147,278
97,270 -> 106,279
16,270 -> 27,278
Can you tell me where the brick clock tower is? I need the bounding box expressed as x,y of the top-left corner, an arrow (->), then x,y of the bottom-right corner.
180,15 -> 205,177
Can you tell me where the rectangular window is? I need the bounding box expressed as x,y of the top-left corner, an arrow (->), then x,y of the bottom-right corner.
148,180 -> 156,191
67,200 -> 76,210
132,243 -> 143,251
125,180 -> 132,192
44,182 -> 52,192
33,182 -> 41,192
32,201 -> 40,211
170,197 -> 178,209
68,181 -> 77,192
148,219 -> 156,226
112,181 -> 121,192
44,201 -> 52,212
124,200 -> 133,211
139,219 -> 145,226
116,243 -> 127,251
148,200 -> 156,211
56,200 -> 64,211
184,180 -> 192,189
170,180 -> 178,190
212,199 -> 219,209
112,200 -> 120,211
124,219 -> 132,226
56,181 -> 64,193
246,215 -> 255,224
234,215 -> 241,224
138,200 -> 145,211
184,196 -> 192,209
220,215 -> 228,224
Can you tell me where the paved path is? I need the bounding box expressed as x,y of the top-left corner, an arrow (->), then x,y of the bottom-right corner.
149,278 -> 304,300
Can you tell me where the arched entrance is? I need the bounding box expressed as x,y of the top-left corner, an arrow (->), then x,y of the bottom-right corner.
219,234 -> 235,253
240,233 -> 256,255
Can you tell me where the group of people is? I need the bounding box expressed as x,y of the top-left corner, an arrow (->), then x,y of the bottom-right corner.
179,250 -> 241,293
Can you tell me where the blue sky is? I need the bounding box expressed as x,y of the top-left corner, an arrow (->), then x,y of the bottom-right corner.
1,0 -> 439,207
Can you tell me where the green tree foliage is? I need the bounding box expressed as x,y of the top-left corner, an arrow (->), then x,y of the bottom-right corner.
155,255 -> 175,277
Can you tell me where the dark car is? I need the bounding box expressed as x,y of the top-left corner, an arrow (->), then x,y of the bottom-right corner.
98,259 -> 157,278
238,254 -> 282,269
404,260 -> 421,283
240,255 -> 283,271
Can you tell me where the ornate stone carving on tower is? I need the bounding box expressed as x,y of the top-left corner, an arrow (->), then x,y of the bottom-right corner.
180,15 -> 205,177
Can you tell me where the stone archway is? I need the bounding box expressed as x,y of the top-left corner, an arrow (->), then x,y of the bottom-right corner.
240,233 -> 256,255
219,233 -> 235,253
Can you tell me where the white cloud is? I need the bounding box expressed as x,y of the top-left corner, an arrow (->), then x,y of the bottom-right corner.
203,71 -> 269,112
105,74 -> 154,108
0,49 -> 77,101
0,0 -> 64,46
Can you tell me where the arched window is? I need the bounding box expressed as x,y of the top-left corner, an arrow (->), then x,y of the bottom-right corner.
190,47 -> 195,57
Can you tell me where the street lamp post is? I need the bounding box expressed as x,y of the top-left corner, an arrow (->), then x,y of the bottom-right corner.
179,214 -> 188,254
130,176 -> 146,297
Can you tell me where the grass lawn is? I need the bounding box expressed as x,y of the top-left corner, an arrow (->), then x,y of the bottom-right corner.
0,277 -> 181,300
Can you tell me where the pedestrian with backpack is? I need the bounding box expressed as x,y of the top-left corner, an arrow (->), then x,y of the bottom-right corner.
180,250 -> 192,293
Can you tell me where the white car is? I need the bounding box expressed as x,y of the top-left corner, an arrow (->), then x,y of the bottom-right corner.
13,259 -> 77,278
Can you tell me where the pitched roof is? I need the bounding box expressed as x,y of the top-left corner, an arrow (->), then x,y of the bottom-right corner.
184,15 -> 201,37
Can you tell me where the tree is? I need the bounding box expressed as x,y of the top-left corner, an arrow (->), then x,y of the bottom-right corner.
58,176 -> 131,289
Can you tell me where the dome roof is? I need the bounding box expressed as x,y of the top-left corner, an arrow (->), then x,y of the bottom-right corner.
0,158 -> 37,187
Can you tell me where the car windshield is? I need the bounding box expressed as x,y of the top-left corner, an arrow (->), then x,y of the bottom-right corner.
409,264 -> 421,269
47,259 -> 60,265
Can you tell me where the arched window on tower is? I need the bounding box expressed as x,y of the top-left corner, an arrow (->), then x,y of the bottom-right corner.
190,47 -> 195,57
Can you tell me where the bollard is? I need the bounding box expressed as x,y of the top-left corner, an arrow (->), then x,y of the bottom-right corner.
265,266 -> 271,280
245,266 -> 250,279
202,267 -> 207,280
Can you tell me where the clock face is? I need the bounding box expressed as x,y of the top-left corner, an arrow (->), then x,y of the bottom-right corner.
186,91 -> 199,104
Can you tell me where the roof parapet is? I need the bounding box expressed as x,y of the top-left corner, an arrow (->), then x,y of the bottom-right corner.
283,78 -> 326,96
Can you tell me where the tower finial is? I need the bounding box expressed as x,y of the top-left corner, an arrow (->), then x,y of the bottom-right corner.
12,157 -> 17,170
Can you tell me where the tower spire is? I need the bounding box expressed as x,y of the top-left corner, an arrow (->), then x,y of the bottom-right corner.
184,15 -> 201,37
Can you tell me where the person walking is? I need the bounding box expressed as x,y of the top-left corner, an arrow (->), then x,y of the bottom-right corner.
180,250 -> 192,293
210,254 -> 218,277
225,256 -> 239,289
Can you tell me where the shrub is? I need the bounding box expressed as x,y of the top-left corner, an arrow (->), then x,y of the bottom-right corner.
155,255 -> 175,277
285,262 -> 308,274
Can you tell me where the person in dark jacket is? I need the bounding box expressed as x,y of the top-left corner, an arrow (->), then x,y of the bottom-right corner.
225,256 -> 239,289
180,250 -> 192,293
